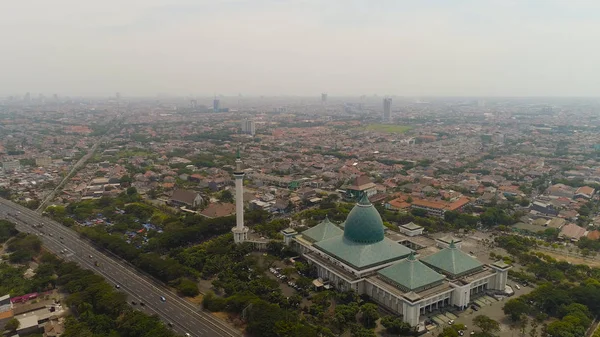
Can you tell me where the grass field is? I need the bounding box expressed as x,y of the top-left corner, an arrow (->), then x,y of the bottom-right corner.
365,124 -> 412,134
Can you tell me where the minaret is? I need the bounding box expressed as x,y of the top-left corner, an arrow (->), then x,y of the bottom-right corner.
232,149 -> 249,243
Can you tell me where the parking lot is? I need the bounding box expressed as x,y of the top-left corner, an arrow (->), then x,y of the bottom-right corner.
424,283 -> 534,337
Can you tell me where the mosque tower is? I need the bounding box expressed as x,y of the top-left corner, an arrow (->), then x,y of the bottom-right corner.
232,149 -> 249,243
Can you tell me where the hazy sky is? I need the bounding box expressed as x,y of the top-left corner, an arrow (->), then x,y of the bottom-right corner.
2,0 -> 599,97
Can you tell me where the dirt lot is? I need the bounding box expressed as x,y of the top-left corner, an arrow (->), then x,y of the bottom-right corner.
533,249 -> 600,268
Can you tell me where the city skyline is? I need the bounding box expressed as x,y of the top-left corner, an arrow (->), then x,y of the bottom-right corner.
2,1 -> 600,97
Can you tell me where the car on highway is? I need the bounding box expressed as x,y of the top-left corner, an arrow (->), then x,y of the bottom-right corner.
140,302 -> 145,306
185,333 -> 191,337
115,284 -> 120,289
131,301 -> 137,305
167,322 -> 173,328
89,255 -> 93,258
160,296 -> 166,302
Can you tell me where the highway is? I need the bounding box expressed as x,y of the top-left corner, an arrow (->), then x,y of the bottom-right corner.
0,198 -> 242,337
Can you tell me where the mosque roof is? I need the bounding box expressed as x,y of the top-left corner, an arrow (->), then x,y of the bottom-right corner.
377,252 -> 445,292
343,194 -> 385,244
420,241 -> 483,277
314,235 -> 412,270
301,216 -> 343,243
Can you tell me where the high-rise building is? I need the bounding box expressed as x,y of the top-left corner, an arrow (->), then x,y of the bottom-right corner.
231,150 -> 249,244
321,93 -> 328,103
241,120 -> 256,136
213,98 -> 221,112
24,92 -> 31,103
383,98 -> 392,120
190,100 -> 197,109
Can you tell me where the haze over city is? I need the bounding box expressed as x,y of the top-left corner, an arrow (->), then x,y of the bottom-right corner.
2,0 -> 600,97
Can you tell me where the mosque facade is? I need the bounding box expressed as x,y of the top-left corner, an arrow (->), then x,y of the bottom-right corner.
282,194 -> 510,327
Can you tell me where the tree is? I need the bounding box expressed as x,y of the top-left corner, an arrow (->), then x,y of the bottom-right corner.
473,315 -> 500,336
220,190 -> 234,203
5,318 -> 19,331
246,300 -> 283,337
439,327 -> 459,337
519,315 -> 529,337
381,316 -> 413,336
360,303 -> 379,328
0,220 -> 18,243
126,186 -> 138,196
529,319 -> 539,337
411,208 -> 428,217
503,299 -> 530,321
350,324 -> 376,337
174,278 -> 200,297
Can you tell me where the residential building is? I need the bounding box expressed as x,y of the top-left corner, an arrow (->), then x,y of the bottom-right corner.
575,186 -> 595,199
241,120 -> 256,136
2,160 -> 21,172
410,197 -> 471,218
35,157 -> 53,167
169,189 -> 203,208
383,98 -> 392,120
343,175 -> 378,201
559,223 -> 587,241
200,202 -> 236,218
398,222 -> 424,237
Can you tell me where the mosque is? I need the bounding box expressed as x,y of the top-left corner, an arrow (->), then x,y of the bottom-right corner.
230,153 -> 509,327
280,194 -> 510,327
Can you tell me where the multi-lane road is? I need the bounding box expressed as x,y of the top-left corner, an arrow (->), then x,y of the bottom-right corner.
0,198 -> 242,337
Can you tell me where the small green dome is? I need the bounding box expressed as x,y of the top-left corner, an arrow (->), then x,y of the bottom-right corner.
343,194 -> 385,244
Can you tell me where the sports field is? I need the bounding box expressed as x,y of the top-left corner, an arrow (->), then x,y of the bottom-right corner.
365,124 -> 412,134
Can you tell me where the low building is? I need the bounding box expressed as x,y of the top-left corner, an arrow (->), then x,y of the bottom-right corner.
90,177 -> 110,186
200,202 -> 235,218
17,315 -> 41,335
410,197 -> 471,218
343,175 -> 378,201
547,217 -> 566,230
296,187 -> 317,200
530,201 -> 558,216
2,160 -> 21,172
170,189 -> 203,208
575,186 -> 595,200
560,223 -> 587,241
0,295 -> 11,313
35,157 -> 53,167
399,222 -> 424,237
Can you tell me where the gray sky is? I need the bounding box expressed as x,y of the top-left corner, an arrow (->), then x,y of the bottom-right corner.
2,0 -> 599,97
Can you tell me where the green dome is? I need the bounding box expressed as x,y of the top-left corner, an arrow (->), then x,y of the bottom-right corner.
343,194 -> 385,244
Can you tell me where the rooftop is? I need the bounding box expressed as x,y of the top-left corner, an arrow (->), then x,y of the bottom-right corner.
377,253 -> 445,292
420,241 -> 483,278
400,222 -> 423,230
301,217 -> 343,243
343,194 -> 385,244
315,235 -> 412,270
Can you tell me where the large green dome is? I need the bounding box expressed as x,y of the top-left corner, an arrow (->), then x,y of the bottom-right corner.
343,194 -> 385,244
